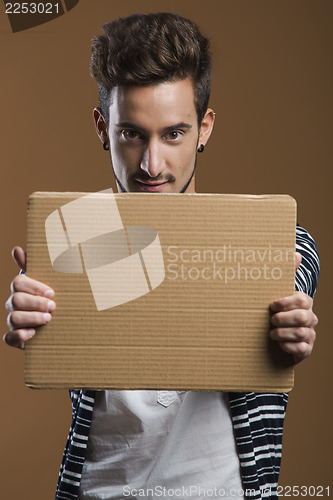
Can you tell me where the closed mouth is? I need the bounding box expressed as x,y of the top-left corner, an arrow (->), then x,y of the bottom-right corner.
135,179 -> 170,191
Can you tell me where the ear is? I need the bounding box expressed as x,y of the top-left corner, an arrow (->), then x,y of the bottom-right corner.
198,108 -> 215,147
93,107 -> 109,145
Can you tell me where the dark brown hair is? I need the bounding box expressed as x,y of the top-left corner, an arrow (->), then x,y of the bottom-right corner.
90,12 -> 212,125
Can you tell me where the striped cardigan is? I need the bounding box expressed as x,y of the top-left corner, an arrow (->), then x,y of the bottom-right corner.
55,224 -> 319,500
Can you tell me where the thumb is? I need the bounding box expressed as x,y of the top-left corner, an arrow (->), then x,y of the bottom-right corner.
295,251 -> 302,272
12,246 -> 27,273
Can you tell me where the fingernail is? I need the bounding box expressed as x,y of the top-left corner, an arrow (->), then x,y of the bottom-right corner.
43,313 -> 52,323
47,301 -> 56,312
44,289 -> 55,299
28,329 -> 35,338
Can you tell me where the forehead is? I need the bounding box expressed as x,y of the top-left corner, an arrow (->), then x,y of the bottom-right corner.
108,79 -> 198,127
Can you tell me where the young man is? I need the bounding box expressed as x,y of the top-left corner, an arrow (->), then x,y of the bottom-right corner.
4,13 -> 319,500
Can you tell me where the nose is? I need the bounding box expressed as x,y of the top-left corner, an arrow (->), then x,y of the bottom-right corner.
140,141 -> 165,178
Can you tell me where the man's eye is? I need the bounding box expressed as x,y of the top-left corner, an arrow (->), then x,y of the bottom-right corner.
165,130 -> 183,140
122,130 -> 140,140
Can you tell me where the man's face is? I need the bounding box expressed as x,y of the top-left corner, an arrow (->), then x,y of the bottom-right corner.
103,79 -> 210,193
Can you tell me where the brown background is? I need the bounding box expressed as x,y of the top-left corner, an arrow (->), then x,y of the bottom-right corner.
0,0 -> 332,498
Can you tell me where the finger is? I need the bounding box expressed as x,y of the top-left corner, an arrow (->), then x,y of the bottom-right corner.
270,291 -> 312,312
10,274 -> 55,298
271,308 -> 314,328
5,296 -> 14,313
3,329 -> 36,350
6,292 -> 56,314
295,251 -> 302,272
7,311 -> 52,330
278,341 -> 313,363
12,246 -> 27,272
270,326 -> 316,344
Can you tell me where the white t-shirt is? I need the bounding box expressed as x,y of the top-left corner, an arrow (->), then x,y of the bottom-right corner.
78,390 -> 244,500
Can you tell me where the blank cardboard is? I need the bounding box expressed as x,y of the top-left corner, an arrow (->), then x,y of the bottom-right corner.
25,192 -> 296,392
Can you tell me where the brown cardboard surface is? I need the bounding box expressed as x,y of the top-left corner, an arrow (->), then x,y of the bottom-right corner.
25,192 -> 296,392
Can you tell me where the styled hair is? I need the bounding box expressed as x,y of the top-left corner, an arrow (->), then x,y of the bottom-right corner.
90,12 -> 212,125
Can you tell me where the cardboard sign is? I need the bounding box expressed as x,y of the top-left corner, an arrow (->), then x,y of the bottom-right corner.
25,191 -> 296,392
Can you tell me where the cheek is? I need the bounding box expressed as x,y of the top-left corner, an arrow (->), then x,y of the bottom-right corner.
173,143 -> 197,173
111,143 -> 139,175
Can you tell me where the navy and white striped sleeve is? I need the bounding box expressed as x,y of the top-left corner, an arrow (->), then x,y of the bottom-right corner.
295,224 -> 320,298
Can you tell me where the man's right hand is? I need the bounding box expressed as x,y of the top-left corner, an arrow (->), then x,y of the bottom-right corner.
3,246 -> 56,350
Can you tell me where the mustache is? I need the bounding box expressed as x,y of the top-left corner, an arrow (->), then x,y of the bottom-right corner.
131,173 -> 176,184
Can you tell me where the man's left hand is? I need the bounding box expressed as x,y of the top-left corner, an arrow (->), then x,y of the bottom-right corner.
269,252 -> 318,364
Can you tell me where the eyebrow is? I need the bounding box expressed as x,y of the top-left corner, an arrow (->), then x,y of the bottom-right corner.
115,121 -> 193,132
